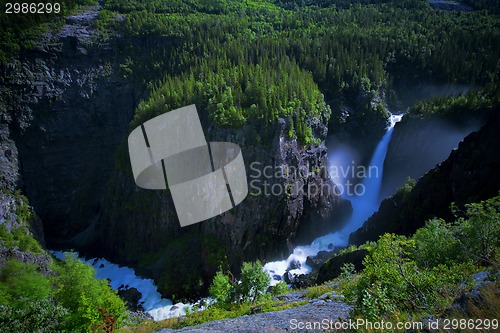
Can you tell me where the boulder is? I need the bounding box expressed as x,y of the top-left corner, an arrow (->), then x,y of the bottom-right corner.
305,256 -> 323,269
117,288 -> 143,312
448,271 -> 498,316
287,259 -> 301,271
283,271 -> 293,284
291,274 -> 314,289
305,250 -> 337,269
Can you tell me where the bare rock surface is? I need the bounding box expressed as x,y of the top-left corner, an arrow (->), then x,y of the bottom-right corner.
156,294 -> 352,333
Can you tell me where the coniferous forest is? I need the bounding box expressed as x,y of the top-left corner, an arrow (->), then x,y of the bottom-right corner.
0,0 -> 499,332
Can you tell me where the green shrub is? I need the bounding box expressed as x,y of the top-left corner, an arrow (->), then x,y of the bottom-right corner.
395,177 -> 416,205
339,262 -> 356,279
270,281 -> 289,296
0,261 -> 69,332
0,260 -> 52,307
209,271 -> 232,306
237,260 -> 270,303
209,260 -> 272,307
455,195 -> 500,264
0,224 -> 42,254
53,254 -> 127,332
356,234 -> 472,321
413,218 -> 461,267
0,190 -> 43,254
359,283 -> 396,321
356,234 -> 411,320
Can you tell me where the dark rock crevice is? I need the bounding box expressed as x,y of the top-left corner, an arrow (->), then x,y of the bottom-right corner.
380,108 -> 489,200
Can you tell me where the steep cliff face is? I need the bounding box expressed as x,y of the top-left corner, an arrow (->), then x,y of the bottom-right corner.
380,109 -> 488,200
93,112 -> 351,299
0,8 -> 140,245
349,108 -> 500,246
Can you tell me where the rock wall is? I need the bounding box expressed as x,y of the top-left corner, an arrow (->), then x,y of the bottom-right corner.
0,8 -> 140,245
0,191 -> 52,273
327,87 -> 390,167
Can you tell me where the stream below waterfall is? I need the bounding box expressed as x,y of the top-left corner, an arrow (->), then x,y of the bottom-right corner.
264,114 -> 403,284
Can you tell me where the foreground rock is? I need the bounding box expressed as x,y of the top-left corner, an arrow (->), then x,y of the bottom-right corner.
156,293 -> 352,333
305,248 -> 339,269
448,271 -> 499,316
117,287 -> 143,312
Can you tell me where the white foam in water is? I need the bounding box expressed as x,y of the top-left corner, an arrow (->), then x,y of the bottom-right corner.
264,113 -> 402,284
389,113 -> 403,128
51,251 -> 205,321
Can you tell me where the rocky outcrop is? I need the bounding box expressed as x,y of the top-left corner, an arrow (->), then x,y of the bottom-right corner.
0,246 -> 53,275
350,108 -> 500,246
305,248 -> 338,270
0,191 -> 51,273
118,287 -> 143,312
0,129 -> 19,192
447,271 -> 499,317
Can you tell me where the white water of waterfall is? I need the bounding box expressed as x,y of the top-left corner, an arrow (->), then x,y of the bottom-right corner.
264,114 -> 402,284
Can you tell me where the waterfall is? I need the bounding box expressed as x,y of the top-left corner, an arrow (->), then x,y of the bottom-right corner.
264,114 -> 402,284
333,113 -> 402,237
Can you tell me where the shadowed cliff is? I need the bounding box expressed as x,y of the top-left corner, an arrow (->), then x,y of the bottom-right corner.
350,106 -> 500,245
